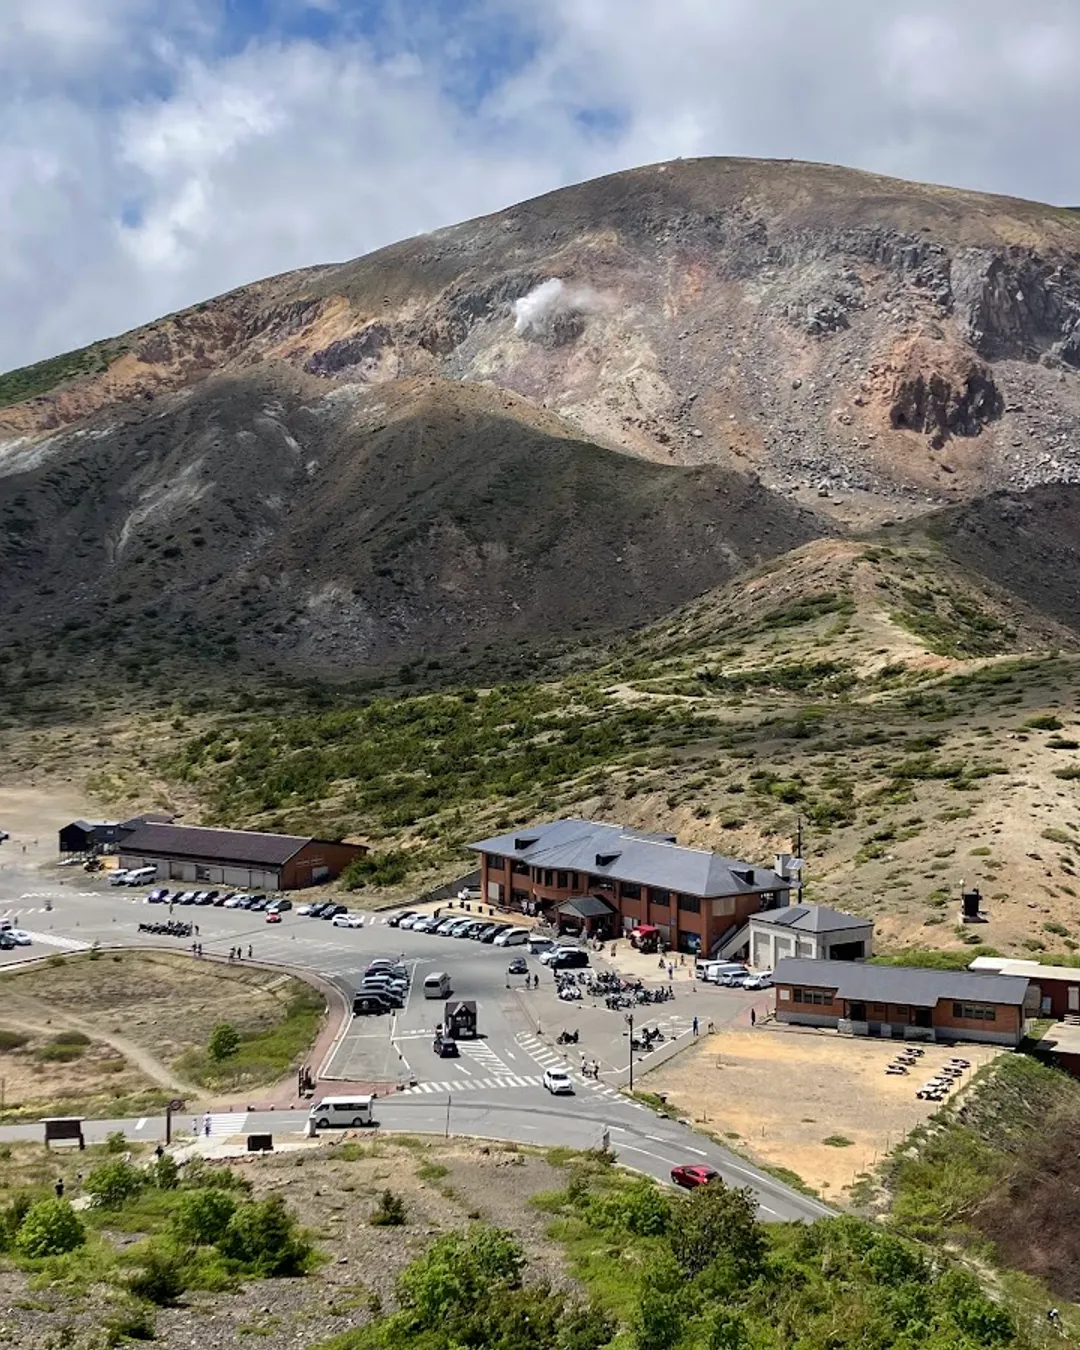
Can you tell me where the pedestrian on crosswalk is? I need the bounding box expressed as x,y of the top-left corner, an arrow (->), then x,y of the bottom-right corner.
203,1113 -> 211,1138
191,1117 -> 198,1136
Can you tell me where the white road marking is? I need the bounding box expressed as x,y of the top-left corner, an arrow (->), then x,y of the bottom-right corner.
16,931 -> 91,951
135,1118 -> 147,1131
684,1145 -> 708,1157
620,1144 -> 679,1166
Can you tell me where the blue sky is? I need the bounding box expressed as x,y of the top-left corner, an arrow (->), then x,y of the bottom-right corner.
1,0 -> 1078,371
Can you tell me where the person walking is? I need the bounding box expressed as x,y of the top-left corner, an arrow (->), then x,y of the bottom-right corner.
247,944 -> 253,959
191,1116 -> 199,1136
750,1008 -> 757,1027
54,1178 -> 64,1199
667,962 -> 674,982
203,1113 -> 212,1138
692,1015 -> 699,1037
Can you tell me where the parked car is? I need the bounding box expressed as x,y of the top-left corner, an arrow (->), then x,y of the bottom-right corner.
549,949 -> 589,970
480,924 -> 510,944
468,923 -> 497,941
0,933 -> 15,950
362,975 -> 407,997
321,904 -> 347,920
367,960 -> 408,979
333,913 -> 365,928
267,898 -> 291,912
539,944 -> 579,966
398,913 -> 425,930
249,899 -> 269,912
8,930 -> 32,946
212,893 -> 230,906
386,911 -> 415,928
352,992 -> 393,1015
176,891 -> 197,905
193,892 -> 214,906
266,911 -> 282,924
411,916 -> 440,933
458,921 -> 487,939
543,1068 -> 574,1095
493,927 -> 528,947
295,903 -> 315,915
109,870 -> 132,886
742,971 -> 773,990
147,888 -> 169,903
223,895 -> 246,908
432,917 -> 460,936
358,982 -> 404,1007
234,896 -> 255,909
720,971 -> 750,988
307,902 -> 330,918
671,1165 -> 719,1190
433,1033 -> 459,1058
527,936 -> 554,955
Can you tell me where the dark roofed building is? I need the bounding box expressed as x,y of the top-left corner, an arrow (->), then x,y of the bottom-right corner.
58,820 -> 121,853
773,958 -> 1034,1047
117,822 -> 367,891
469,818 -> 792,955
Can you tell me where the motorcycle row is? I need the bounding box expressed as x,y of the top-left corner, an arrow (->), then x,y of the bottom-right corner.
554,968 -> 675,1007
137,920 -> 193,938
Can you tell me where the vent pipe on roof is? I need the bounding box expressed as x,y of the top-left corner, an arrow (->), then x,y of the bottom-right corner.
514,836 -> 538,850
595,852 -> 621,867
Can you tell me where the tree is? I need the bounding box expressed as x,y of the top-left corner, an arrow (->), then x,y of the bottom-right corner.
152,1153 -> 180,1191
669,1181 -> 764,1279
218,1194 -> 311,1276
396,1226 -> 524,1327
633,1255 -> 684,1350
85,1159 -> 146,1209
14,1198 -> 86,1258
208,1022 -> 241,1062
170,1188 -> 237,1246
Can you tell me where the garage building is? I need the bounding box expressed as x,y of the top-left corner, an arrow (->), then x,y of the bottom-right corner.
117,822 -> 367,891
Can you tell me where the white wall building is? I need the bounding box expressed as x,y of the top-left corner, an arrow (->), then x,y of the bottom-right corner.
749,904 -> 872,970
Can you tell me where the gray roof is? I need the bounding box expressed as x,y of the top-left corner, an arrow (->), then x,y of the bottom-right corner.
753,905 -> 869,935
558,895 -> 617,918
68,820 -> 115,832
774,958 -> 1030,1008
468,819 -> 789,899
120,823 -> 315,868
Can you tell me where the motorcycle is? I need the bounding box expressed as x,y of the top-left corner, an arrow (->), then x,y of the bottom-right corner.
556,1029 -> 580,1045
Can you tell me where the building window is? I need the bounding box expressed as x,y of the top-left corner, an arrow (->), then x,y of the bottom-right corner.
792,988 -> 832,1006
589,875 -> 614,891
620,882 -> 641,900
647,887 -> 669,907
511,889 -> 529,907
195,866 -> 212,882
952,1002 -> 997,1022
677,894 -> 701,914
511,860 -> 530,876
487,855 -> 505,870
557,871 -> 571,888
894,1005 -> 909,1016
568,872 -> 579,889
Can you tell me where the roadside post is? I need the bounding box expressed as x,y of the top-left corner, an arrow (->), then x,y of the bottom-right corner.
625,1012 -> 634,1091
165,1097 -> 185,1145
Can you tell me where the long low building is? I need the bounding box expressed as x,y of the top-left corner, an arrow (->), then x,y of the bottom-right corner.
118,822 -> 367,891
773,958 -> 1034,1047
469,818 -> 792,956
969,956 -> 1080,1021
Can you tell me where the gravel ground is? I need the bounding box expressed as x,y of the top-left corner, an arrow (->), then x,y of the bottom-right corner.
0,1136 -> 571,1350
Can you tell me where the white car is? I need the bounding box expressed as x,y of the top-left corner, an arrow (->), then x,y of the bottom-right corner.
493,927 -> 529,947
333,913 -> 365,928
109,870 -> 131,886
539,945 -> 577,966
543,1068 -> 574,1095
8,930 -> 32,946
295,903 -> 315,916
398,913 -> 423,930
742,971 -> 773,990
412,916 -> 441,933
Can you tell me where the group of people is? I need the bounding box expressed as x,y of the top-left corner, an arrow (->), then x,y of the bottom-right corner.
228,945 -> 253,961
192,1113 -> 214,1138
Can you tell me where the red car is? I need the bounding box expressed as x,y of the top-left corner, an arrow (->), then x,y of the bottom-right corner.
266,911 -> 282,923
671,1164 -> 719,1189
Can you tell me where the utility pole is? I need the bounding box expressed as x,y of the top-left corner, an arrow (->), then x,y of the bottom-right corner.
795,816 -> 805,904
626,1012 -> 634,1092
445,1093 -> 452,1139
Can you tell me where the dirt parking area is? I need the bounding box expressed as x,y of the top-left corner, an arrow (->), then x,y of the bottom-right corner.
649,1024 -> 1002,1199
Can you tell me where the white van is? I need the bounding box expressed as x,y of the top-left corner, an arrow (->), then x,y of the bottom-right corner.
123,866 -> 157,886
423,972 -> 452,999
109,870 -> 132,886
309,1095 -> 374,1129
493,927 -> 528,947
696,961 -> 747,984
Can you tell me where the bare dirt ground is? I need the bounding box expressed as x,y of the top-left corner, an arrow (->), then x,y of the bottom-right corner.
0,1135 -> 568,1350
0,953 -> 321,1111
648,1023 -> 1001,1199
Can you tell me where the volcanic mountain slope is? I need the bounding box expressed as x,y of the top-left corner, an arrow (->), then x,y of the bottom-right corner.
0,370 -> 823,672
2,156 -> 1080,672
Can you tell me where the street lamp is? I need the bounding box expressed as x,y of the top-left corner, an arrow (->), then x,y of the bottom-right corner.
625,1012 -> 634,1091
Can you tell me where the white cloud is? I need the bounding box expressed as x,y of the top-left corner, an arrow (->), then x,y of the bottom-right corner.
1,0 -> 1079,374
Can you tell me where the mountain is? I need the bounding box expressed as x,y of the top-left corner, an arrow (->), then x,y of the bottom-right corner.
2,156 -> 1080,673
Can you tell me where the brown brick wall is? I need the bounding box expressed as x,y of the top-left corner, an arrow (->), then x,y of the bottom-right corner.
281,840 -> 368,889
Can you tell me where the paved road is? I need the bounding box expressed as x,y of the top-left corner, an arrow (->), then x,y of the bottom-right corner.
0,862 -> 831,1223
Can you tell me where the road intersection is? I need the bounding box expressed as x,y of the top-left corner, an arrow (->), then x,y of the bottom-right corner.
0,858 -> 831,1223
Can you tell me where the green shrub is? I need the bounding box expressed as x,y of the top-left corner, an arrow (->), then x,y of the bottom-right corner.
85,1159 -> 146,1209
370,1188 -> 407,1226
126,1241 -> 188,1305
669,1182 -> 764,1280
14,1198 -> 86,1258
1024,714 -> 1063,730
105,1130 -> 128,1154
218,1195 -> 311,1275
170,1188 -> 236,1246
208,1022 -> 241,1062
0,1029 -> 29,1051
396,1226 -> 524,1325
152,1154 -> 180,1191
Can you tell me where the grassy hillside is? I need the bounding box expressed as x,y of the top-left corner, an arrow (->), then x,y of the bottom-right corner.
0,338 -> 124,408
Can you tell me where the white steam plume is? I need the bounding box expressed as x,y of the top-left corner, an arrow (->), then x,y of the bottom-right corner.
511,278 -> 607,339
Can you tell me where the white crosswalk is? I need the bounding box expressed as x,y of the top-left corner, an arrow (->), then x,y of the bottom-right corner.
189,1112 -> 249,1137
16,931 -> 92,951
402,1074 -> 546,1095
458,1041 -> 514,1074
516,1033 -> 628,1101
